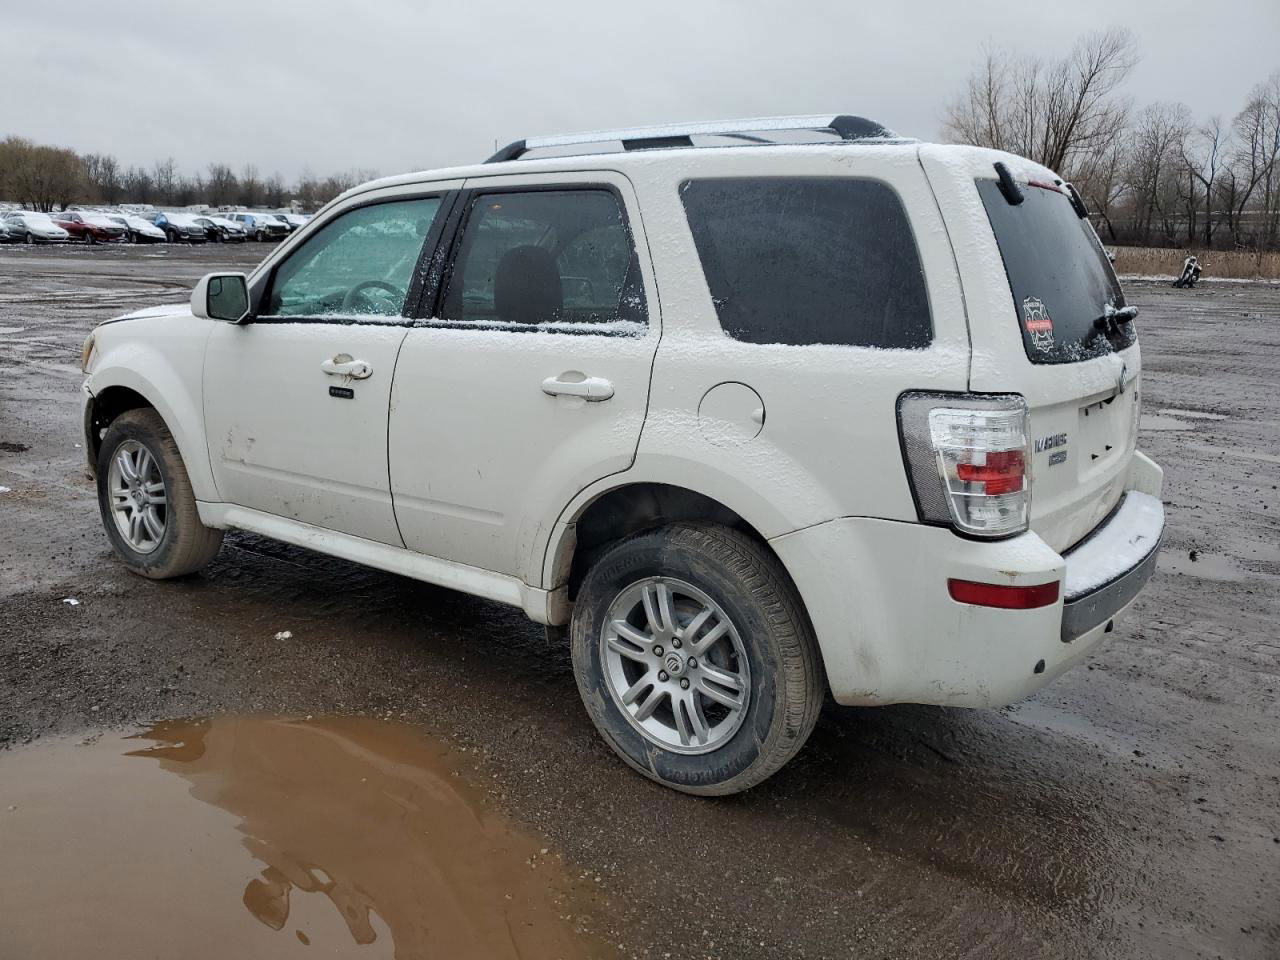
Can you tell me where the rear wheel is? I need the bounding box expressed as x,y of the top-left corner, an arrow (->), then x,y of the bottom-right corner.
96,408 -> 223,578
570,523 -> 823,795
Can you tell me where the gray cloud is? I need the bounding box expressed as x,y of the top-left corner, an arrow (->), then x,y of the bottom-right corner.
3,0 -> 1277,180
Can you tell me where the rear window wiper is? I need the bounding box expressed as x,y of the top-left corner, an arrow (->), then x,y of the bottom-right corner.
1093,304 -> 1138,337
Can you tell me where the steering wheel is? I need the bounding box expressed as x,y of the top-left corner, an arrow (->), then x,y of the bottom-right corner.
341,280 -> 404,312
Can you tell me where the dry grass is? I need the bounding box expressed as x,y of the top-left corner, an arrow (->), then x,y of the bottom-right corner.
1111,246 -> 1280,280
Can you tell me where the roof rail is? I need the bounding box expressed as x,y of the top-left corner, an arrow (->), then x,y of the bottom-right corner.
485,114 -> 898,163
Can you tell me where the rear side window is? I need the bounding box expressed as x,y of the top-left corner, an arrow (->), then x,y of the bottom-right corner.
976,179 -> 1133,363
679,177 -> 932,348
441,189 -> 647,332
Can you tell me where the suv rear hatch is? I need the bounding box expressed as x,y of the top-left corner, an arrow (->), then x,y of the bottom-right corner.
921,146 -> 1141,553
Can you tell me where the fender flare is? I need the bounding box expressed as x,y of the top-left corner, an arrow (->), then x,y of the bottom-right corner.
88,353 -> 217,501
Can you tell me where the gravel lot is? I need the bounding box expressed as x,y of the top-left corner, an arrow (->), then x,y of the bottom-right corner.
1,244 -> 1277,959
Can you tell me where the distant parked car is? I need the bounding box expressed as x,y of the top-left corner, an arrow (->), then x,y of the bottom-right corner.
2,212 -> 71,244
155,212 -> 208,244
222,212 -> 288,242
105,214 -> 167,244
0,220 -> 12,243
194,215 -> 248,243
276,213 -> 311,231
54,211 -> 127,244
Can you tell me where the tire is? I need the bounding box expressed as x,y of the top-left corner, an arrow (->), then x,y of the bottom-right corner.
570,522 -> 824,795
25,232 -> 34,245
96,408 -> 223,579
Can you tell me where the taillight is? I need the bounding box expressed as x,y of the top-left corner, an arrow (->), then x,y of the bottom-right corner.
898,392 -> 1030,538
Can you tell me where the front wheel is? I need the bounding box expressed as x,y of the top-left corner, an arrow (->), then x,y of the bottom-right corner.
570,523 -> 824,795
96,408 -> 223,578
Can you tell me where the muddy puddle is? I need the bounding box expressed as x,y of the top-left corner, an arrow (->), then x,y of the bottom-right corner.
1160,550 -> 1248,581
0,716 -> 615,960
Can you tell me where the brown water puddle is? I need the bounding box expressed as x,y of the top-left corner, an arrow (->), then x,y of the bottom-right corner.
0,716 -> 616,960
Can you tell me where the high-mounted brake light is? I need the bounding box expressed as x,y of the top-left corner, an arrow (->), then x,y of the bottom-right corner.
897,392 -> 1030,537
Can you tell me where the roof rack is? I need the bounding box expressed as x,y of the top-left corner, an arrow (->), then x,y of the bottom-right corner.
485,114 -> 899,163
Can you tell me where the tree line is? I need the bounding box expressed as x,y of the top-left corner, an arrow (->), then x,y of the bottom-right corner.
0,136 -> 376,214
945,28 -> 1280,254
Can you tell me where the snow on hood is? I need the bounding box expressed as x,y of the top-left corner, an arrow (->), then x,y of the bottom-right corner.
102,302 -> 190,325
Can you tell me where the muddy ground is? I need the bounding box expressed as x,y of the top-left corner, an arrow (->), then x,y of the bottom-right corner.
0,244 -> 1277,959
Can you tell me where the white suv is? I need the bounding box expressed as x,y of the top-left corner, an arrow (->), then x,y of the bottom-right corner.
80,115 -> 1164,795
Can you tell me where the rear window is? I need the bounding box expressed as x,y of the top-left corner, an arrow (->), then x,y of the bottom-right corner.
679,178 -> 932,348
977,179 -> 1133,363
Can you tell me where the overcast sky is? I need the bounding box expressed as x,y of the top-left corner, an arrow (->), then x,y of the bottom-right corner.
4,0 -> 1277,181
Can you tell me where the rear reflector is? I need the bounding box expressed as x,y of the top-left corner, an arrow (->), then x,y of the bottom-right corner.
947,578 -> 1060,609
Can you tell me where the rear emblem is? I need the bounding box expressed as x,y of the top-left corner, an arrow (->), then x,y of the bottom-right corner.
1022,297 -> 1055,351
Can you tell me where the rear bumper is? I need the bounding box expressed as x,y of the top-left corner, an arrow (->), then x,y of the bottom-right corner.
1060,490 -> 1163,642
771,451 -> 1164,709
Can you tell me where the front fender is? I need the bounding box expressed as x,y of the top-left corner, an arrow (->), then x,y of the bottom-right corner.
87,322 -> 217,501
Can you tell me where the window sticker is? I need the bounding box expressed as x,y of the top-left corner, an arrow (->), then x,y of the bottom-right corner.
1022,296 -> 1055,351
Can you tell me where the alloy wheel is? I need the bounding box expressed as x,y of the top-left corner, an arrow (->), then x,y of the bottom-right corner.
600,577 -> 751,754
106,439 -> 167,554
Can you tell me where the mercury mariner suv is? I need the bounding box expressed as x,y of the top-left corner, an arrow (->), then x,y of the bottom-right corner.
80,115 -> 1165,795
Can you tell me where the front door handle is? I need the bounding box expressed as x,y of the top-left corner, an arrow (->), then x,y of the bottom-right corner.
321,354 -> 373,380
541,373 -> 614,401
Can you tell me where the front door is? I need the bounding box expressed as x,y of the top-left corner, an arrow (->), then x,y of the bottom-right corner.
203,190 -> 454,545
389,173 -> 659,579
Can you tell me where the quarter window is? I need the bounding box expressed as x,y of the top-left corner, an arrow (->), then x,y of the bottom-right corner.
679,177 -> 932,348
264,197 -> 442,320
441,189 -> 646,332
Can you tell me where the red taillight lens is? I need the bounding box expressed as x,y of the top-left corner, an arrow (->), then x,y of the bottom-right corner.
947,578 -> 1060,609
955,450 -> 1026,495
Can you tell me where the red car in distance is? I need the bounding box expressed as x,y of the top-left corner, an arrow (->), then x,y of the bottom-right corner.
52,211 -> 127,243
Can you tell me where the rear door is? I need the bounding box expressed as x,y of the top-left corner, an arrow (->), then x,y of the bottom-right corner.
922,147 -> 1140,551
388,171 -> 659,580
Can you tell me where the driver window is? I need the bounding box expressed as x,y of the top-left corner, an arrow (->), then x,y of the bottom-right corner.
264,197 -> 442,320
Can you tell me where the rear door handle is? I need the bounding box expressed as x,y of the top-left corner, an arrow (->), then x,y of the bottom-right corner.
321,354 -> 373,379
541,373 -> 614,401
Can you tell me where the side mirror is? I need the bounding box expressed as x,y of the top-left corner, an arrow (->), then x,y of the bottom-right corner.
192,272 -> 251,323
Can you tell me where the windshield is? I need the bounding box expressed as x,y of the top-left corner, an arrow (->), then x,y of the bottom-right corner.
977,179 -> 1134,364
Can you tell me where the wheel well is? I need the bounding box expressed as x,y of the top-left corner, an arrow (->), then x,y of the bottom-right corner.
562,483 -> 771,602
87,386 -> 153,465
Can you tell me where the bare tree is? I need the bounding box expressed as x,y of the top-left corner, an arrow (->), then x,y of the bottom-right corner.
152,158 -> 179,206
944,28 -> 1138,177
1220,75 -> 1280,253
122,166 -> 153,203
264,172 -> 287,209
1075,136 -> 1130,242
1126,103 -> 1192,245
82,152 -> 122,204
206,163 -> 238,206
0,137 -> 83,211
239,164 -> 262,207
1182,117 -> 1229,247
